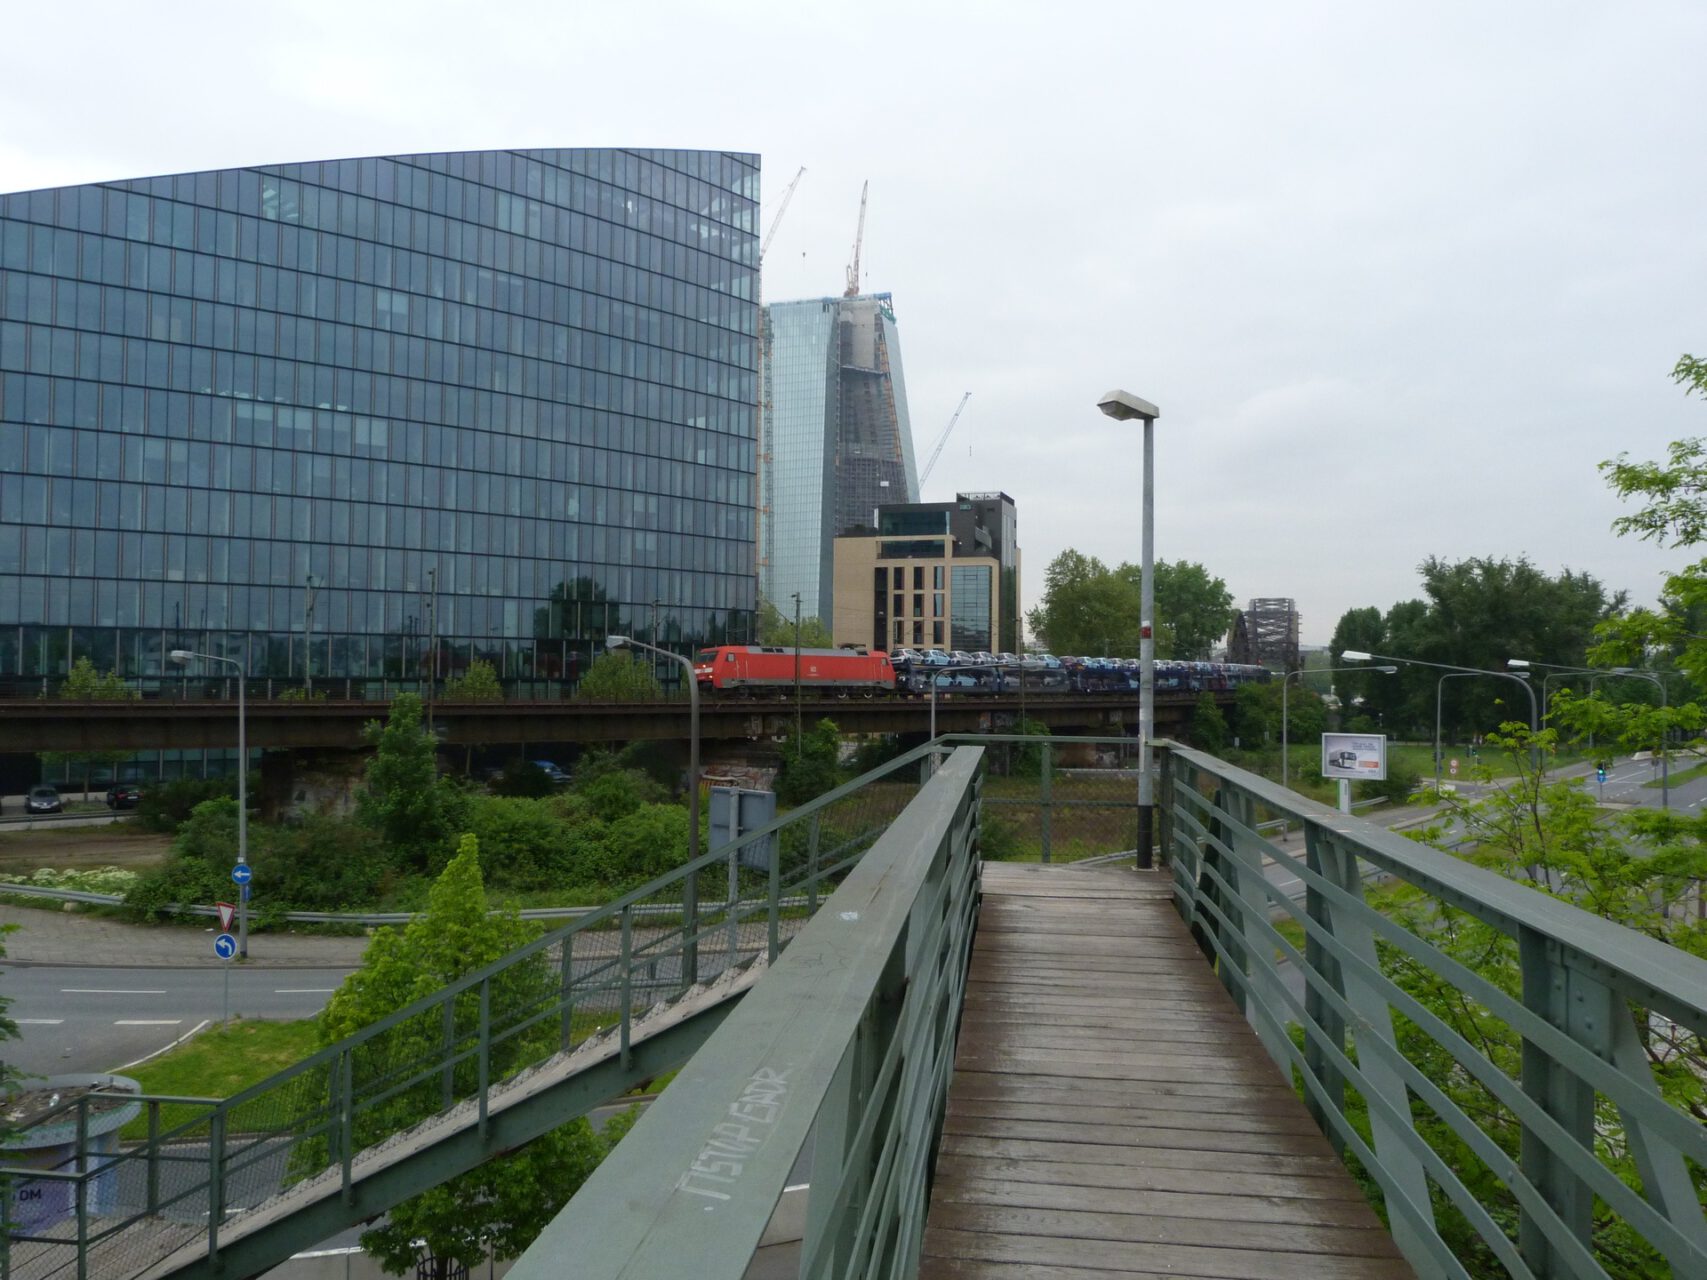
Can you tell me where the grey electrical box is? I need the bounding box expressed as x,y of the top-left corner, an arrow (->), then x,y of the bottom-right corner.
709,786 -> 777,871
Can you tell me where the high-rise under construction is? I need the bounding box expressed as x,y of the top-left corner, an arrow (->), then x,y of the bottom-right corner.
758,292 -> 919,622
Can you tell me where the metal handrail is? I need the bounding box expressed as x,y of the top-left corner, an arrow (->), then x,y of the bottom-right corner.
0,739 -> 947,1280
1159,739 -> 1707,1279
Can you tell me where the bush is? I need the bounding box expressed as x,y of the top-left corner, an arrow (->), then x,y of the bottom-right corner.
460,796 -> 577,890
574,769 -> 668,823
255,814 -> 391,911
125,797 -> 241,918
490,761 -> 557,798
596,805 -> 690,887
137,777 -> 236,833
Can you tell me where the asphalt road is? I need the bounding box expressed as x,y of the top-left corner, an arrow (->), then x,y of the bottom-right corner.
4,965 -> 357,1076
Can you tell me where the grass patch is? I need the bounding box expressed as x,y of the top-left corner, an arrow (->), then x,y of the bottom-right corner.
127,1018 -> 322,1099
1642,758 -> 1707,788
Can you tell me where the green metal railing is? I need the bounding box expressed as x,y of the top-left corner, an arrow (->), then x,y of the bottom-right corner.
0,742 -> 945,1280
508,744 -> 986,1279
1161,740 -> 1707,1279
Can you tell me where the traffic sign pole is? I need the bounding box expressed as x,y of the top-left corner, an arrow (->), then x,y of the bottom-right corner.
231,863 -> 252,959
214,931 -> 238,1029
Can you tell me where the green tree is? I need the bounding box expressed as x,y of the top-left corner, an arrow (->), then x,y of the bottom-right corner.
315,835 -> 616,1278
358,693 -> 463,871
1115,560 -> 1235,660
1189,693 -> 1228,752
39,656 -> 137,798
575,650 -> 664,701
443,658 -> 503,701
1026,549 -> 1139,656
776,717 -> 842,806
757,597 -> 834,649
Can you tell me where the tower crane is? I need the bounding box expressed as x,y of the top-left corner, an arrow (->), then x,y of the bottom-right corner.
919,392 -> 972,485
760,166 -> 805,263
843,180 -> 868,297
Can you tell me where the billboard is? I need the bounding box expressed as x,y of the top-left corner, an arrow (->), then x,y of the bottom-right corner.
1321,732 -> 1387,781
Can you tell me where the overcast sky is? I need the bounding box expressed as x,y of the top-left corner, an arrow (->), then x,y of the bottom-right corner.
4,1 -> 1703,644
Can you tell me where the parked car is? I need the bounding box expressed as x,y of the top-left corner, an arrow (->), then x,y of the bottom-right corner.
106,783 -> 144,809
530,760 -> 571,786
26,785 -> 63,815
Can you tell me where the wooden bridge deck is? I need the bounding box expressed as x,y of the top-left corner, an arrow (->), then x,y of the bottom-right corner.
920,862 -> 1413,1280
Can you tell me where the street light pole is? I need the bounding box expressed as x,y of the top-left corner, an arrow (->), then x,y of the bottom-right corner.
1509,659 -> 1671,809
169,649 -> 247,958
791,591 -> 802,755
928,664 -> 1000,763
1099,390 -> 1160,869
1345,650 -> 1539,778
608,636 -> 700,982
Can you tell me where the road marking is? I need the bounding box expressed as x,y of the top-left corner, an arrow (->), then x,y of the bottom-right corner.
115,1019 -> 183,1026
62,988 -> 167,995
15,1018 -> 64,1025
112,1019 -> 211,1072
274,988 -> 336,994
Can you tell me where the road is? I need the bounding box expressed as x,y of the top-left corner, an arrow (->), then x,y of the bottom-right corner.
3,965 -> 358,1076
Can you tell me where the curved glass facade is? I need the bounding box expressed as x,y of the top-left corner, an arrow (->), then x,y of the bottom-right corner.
0,148 -> 760,696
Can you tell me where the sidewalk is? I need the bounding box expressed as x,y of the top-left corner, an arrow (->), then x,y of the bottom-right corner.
0,905 -> 374,969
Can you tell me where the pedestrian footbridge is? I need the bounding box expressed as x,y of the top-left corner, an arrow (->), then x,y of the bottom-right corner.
5,737 -> 1706,1279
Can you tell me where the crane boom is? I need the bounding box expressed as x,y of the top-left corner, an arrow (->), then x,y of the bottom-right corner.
843,180 -> 868,297
919,391 -> 972,485
760,166 -> 806,263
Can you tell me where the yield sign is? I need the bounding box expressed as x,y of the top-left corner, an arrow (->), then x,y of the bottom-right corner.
217,901 -> 236,932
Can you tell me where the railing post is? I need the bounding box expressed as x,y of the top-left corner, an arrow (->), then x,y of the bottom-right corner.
74,1167 -> 88,1280
558,931 -> 576,1052
681,863 -> 699,991
1302,824 -> 1346,1152
1518,931 -> 1599,1273
477,978 -> 491,1139
1039,740 -> 1053,863
338,1050 -> 354,1205
767,831 -> 782,962
2,1165 -> 13,1280
1156,745 -> 1174,873
146,1100 -> 161,1215
207,1109 -> 225,1261
807,812 -> 822,914
727,843 -> 739,974
442,998 -> 457,1109
619,906 -> 634,1070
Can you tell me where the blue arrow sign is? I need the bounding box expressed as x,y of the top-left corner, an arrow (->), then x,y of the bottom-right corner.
240,883 -> 251,902
214,933 -> 238,960
231,863 -> 252,885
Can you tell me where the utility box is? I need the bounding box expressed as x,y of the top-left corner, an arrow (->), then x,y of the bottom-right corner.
710,786 -> 777,872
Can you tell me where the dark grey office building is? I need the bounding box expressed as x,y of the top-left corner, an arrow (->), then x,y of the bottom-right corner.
0,148 -> 760,708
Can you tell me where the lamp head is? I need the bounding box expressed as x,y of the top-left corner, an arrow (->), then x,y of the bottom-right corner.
1506,658 -> 1531,669
168,649 -> 194,665
606,635 -> 629,651
1376,666 -> 1399,674
1342,650 -> 1373,663
1096,389 -> 1160,423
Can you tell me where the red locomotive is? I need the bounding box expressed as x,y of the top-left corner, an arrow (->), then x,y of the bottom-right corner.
694,646 -> 896,695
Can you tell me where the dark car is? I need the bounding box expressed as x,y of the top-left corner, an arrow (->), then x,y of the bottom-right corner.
26,785 -> 63,815
106,783 -> 143,809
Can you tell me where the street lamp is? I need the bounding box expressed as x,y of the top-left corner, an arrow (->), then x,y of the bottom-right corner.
169,648 -> 248,958
1098,389 -> 1160,870
1343,651 -> 1539,785
608,636 -> 700,982
927,664 -> 1000,745
1509,658 -> 1671,809
1282,665 -> 1395,788
790,591 -> 803,755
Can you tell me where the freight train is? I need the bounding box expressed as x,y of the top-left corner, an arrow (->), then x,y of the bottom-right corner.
692,645 -> 1272,697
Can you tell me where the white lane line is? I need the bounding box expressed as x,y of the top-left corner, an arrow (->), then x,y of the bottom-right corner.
62,988 -> 167,995
274,988 -> 336,994
114,1019 -> 183,1026
112,1019 -> 212,1072
15,1018 -> 65,1025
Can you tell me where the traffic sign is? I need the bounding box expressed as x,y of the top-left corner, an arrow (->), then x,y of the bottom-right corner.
216,902 -> 236,931
214,933 -> 238,960
231,863 -> 252,885
1449,758 -> 1459,776
240,883 -> 251,902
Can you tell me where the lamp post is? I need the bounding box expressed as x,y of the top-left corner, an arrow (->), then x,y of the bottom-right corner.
790,591 -> 803,755
1098,390 -> 1160,869
1509,659 -> 1671,810
169,649 -> 247,958
1344,651 -> 1538,785
608,635 -> 700,982
1282,665 -> 1395,788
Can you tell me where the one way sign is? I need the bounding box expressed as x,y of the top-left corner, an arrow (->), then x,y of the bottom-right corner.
217,902 -> 236,932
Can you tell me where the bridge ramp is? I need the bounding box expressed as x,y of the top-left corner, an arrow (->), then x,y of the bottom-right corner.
921,862 -> 1413,1279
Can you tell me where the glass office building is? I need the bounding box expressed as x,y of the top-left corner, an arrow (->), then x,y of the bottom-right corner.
759,292 -> 918,622
0,148 -> 760,700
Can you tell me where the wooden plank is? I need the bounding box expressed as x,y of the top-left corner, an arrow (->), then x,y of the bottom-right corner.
921,864 -> 1414,1279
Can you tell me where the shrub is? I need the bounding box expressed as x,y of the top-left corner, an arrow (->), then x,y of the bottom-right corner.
490,761 -> 557,798
596,805 -> 690,887
460,796 -> 575,890
124,797 -> 241,918
255,814 -> 391,910
137,777 -> 236,833
575,769 -> 668,823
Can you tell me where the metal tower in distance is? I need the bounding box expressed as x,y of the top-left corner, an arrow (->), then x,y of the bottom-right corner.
1233,598 -> 1301,673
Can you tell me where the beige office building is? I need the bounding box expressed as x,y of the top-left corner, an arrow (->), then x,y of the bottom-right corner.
831,493 -> 1019,655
